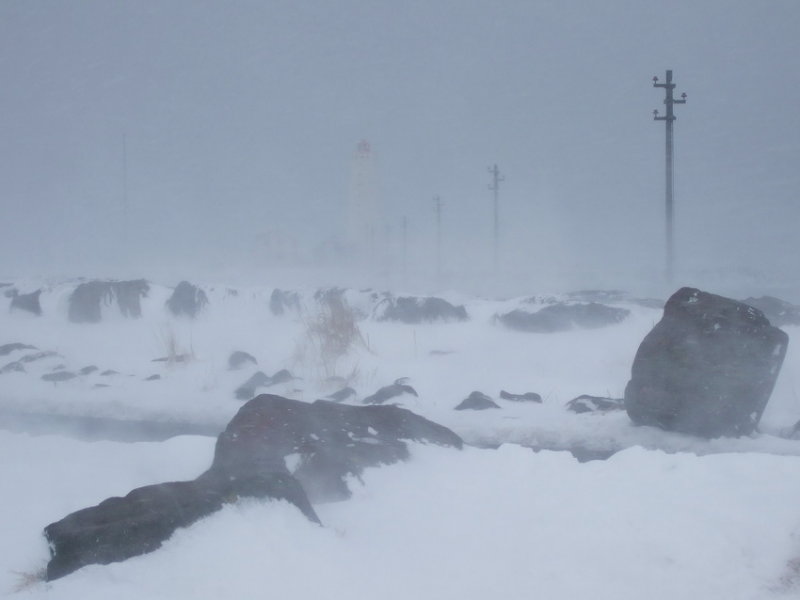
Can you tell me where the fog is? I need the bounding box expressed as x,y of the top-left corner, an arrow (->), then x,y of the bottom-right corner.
1,0 -> 798,297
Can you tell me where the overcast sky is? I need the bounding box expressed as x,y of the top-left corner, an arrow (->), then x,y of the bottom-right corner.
1,1 -> 798,293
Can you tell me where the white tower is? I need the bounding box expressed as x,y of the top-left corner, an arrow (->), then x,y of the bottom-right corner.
346,140 -> 380,259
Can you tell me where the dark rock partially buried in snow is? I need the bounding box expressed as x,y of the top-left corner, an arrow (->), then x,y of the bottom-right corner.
0,342 -> 36,356
228,350 -> 257,370
166,281 -> 208,318
624,287 -> 789,438
44,465 -> 317,582
43,394 -> 461,580
234,369 -> 294,400
270,289 -> 301,315
376,296 -> 468,324
566,395 -> 624,414
742,296 -> 800,328
498,303 -> 629,333
499,390 -> 542,403
455,391 -> 500,411
9,289 -> 42,315
68,280 -> 149,323
363,379 -> 418,404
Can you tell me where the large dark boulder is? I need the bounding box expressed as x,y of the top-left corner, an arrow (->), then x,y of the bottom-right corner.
68,280 -> 149,323
9,289 -> 42,315
498,302 -> 629,333
624,287 -> 789,438
376,296 -> 468,324
166,281 -> 208,318
213,395 -> 462,503
43,395 -> 461,580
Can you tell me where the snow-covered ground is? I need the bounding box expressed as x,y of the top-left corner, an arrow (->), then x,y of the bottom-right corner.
2,277 -> 800,598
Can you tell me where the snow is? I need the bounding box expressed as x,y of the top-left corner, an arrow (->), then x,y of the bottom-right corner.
2,278 -> 800,597
2,435 -> 800,599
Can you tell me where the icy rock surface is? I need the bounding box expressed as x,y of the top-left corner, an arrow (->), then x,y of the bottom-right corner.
625,287 -> 789,437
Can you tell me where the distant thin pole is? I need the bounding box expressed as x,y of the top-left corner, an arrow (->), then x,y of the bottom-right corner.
434,196 -> 443,279
122,134 -> 128,220
653,70 -> 687,283
402,216 -> 408,276
122,133 -> 129,264
488,164 -> 504,272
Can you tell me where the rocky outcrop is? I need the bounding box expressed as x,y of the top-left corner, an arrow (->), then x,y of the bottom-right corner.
455,391 -> 500,411
498,303 -> 629,333
228,350 -> 257,370
234,369 -> 294,400
270,289 -> 301,316
742,296 -> 800,328
68,280 -> 149,323
9,289 -> 42,315
566,395 -> 624,414
363,379 -> 418,405
43,395 -> 462,580
375,296 -> 468,324
499,390 -> 542,403
624,287 -> 789,438
166,281 -> 208,318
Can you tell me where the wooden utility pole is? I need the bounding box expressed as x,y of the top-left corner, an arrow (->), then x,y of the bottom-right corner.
653,70 -> 687,283
487,164 -> 504,272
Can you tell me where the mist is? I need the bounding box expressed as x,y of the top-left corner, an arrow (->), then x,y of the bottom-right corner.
1,0 -> 798,298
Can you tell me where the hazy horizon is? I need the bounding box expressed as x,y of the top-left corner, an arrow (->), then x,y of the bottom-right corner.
1,1 -> 798,298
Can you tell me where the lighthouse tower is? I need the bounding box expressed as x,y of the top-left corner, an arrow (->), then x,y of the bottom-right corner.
346,140 -> 380,260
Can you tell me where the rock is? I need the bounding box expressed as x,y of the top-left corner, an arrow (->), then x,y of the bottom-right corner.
325,387 -> 357,402
375,296 -> 468,324
68,280 -> 149,323
78,365 -> 98,375
228,351 -> 257,370
498,303 -> 630,333
213,395 -> 462,504
9,289 -> 42,315
566,395 -> 624,414
44,467 -> 317,582
43,395 -> 461,580
270,289 -> 301,316
742,296 -> 800,328
0,361 -> 25,374
41,371 -> 77,383
455,391 -> 500,411
0,342 -> 36,356
100,369 -> 118,376
499,390 -> 542,403
18,351 -> 59,364
363,379 -> 419,404
165,281 -> 208,318
234,369 -> 295,400
624,287 -> 789,438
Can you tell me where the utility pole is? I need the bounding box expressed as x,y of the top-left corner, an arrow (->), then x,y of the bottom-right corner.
653,70 -> 687,283
488,164 -> 504,272
434,195 -> 443,280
